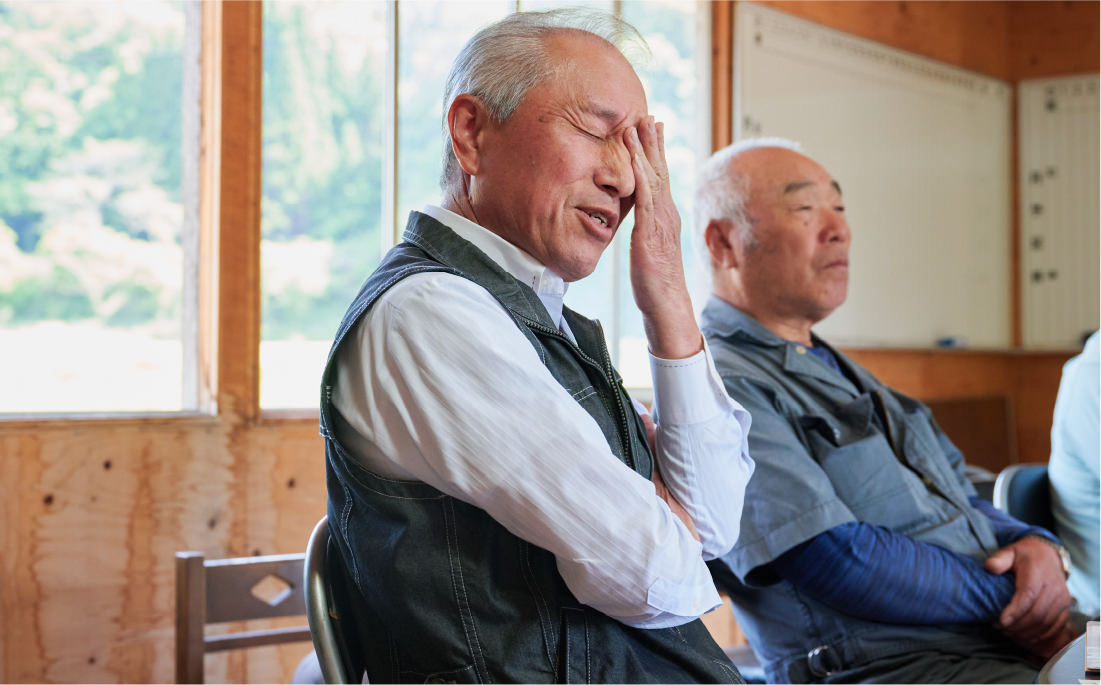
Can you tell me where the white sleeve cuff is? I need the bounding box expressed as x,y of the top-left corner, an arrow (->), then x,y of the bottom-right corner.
650,339 -> 745,426
621,567 -> 723,629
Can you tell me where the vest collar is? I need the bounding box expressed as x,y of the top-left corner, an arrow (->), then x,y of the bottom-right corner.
402,210 -> 558,331
419,205 -> 569,333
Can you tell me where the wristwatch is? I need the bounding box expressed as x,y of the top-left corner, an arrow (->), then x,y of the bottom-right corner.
1025,534 -> 1071,579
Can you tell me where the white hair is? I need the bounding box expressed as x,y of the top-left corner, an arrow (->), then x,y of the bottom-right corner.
692,137 -> 803,270
439,8 -> 649,191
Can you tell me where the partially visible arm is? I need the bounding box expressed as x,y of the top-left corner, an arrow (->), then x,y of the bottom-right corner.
621,117 -> 755,560
648,343 -> 754,559
333,273 -> 722,629
770,521 -> 1015,625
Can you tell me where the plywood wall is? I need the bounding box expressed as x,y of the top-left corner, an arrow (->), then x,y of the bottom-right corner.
0,418 -> 325,683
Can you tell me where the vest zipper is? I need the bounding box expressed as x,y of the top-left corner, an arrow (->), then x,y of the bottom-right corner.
524,318 -> 636,472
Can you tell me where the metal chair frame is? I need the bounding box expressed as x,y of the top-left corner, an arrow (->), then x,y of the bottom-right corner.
992,462 -> 1055,531
305,516 -> 363,683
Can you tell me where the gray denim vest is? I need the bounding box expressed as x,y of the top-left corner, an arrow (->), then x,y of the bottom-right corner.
320,212 -> 742,683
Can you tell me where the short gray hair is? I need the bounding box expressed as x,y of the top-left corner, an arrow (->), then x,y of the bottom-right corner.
440,8 -> 649,191
692,137 -> 802,268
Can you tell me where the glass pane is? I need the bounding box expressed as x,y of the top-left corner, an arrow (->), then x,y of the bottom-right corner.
620,1 -> 703,387
0,1 -> 188,413
260,2 -> 387,408
564,1 -> 704,388
396,1 -> 512,225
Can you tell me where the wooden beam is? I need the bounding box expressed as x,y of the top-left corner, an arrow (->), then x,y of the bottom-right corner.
710,1 -> 734,151
218,1 -> 262,422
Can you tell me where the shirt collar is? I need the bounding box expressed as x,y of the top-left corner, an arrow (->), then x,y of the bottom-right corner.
421,205 -> 570,332
699,295 -> 785,346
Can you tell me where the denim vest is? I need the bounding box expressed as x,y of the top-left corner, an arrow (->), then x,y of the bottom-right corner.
320,212 -> 742,683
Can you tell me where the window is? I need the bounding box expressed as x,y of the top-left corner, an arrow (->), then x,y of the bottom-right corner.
0,1 -> 191,413
259,2 -> 387,408
569,0 -> 707,388
1,1 -> 708,415
260,0 -> 709,408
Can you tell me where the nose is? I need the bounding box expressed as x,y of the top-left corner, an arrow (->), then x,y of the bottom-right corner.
821,207 -> 850,246
595,138 -> 635,199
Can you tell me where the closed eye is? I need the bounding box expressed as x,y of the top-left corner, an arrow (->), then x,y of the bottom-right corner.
570,121 -> 607,143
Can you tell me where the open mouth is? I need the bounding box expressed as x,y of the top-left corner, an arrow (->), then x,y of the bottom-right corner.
580,207 -> 617,232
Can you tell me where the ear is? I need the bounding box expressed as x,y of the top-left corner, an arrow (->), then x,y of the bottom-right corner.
447,94 -> 491,178
704,219 -> 741,269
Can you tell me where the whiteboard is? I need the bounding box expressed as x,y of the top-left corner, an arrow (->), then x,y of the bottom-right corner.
733,2 -> 1012,348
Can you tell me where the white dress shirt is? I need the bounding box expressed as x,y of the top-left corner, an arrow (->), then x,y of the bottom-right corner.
332,205 -> 754,629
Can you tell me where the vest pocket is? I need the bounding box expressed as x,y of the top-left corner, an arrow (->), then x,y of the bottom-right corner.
555,607 -> 590,684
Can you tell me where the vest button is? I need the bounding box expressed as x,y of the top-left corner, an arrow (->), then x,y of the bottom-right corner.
796,346 -> 807,354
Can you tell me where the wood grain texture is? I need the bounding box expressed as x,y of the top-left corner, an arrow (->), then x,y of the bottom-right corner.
711,1 -> 734,152
0,419 -> 324,683
751,0 -> 1013,79
744,1 -> 1098,82
845,347 -> 1073,465
1010,1 -> 1101,80
218,0 -> 262,423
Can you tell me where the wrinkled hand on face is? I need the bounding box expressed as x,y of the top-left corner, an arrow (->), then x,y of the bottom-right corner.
622,117 -> 702,361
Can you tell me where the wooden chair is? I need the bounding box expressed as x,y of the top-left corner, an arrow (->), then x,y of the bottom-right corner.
175,549 -> 312,683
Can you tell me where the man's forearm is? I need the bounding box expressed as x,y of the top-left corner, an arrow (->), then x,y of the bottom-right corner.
649,342 -> 754,559
770,521 -> 1015,625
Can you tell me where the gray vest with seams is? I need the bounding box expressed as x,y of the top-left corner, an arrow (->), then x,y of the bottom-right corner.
319,211 -> 743,684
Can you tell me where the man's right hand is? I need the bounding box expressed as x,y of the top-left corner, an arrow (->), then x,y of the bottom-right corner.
1007,617 -> 1077,661
648,447 -> 701,542
985,535 -> 1075,659
624,117 -> 701,361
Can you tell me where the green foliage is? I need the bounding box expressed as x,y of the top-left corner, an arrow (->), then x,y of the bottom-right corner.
77,43 -> 183,200
0,265 -> 95,323
260,3 -> 386,340
0,1 -> 185,329
103,281 -> 161,326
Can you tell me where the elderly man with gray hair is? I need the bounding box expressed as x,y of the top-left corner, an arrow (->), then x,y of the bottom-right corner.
695,138 -> 1078,683
318,9 -> 755,683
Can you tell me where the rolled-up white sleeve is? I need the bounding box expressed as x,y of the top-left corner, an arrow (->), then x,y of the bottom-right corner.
332,273 -> 730,629
649,343 -> 755,560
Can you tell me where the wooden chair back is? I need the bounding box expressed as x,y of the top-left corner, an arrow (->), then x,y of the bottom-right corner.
922,393 -> 1017,473
175,550 -> 312,683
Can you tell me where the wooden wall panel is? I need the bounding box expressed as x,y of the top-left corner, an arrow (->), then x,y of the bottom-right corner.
749,2 -> 1099,83
0,420 -> 324,683
846,348 -> 1073,465
1010,1 -> 1101,80
751,1 -> 1013,80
